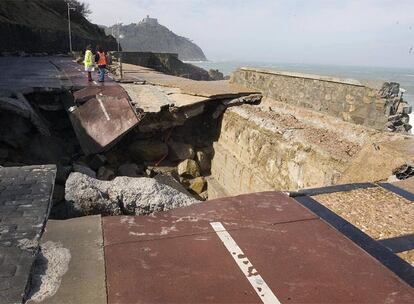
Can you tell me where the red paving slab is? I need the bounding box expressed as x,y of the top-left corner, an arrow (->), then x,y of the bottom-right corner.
69,95 -> 139,155
73,86 -> 130,104
103,192 -> 414,303
50,57 -> 141,155
103,192 -> 318,245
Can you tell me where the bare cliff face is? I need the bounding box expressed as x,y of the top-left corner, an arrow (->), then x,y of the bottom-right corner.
105,17 -> 207,61
0,0 -> 117,54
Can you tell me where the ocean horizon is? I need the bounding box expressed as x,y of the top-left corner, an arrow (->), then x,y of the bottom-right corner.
191,60 -> 414,107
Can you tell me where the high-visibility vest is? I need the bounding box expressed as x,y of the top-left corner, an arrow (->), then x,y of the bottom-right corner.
84,50 -> 93,68
97,52 -> 107,66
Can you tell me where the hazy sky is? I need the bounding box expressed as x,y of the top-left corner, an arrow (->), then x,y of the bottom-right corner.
87,0 -> 414,68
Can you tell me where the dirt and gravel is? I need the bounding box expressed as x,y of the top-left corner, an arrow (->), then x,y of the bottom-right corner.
313,187 -> 414,265
232,104 -> 361,161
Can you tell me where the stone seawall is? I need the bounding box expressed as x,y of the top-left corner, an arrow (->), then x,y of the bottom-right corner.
209,101 -> 414,198
231,67 -> 389,130
111,51 -> 211,80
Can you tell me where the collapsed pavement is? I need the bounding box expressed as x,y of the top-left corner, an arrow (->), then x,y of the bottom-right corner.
0,55 -> 414,303
0,55 -> 262,219
1,55 -> 414,219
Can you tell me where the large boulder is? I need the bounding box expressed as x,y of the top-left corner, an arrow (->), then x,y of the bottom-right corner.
65,172 -> 197,217
128,139 -> 168,162
168,142 -> 195,161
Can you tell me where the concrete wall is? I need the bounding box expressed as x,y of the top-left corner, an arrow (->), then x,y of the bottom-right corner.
231,68 -> 388,130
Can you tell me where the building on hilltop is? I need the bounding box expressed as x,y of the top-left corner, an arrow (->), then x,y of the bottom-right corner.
140,15 -> 158,26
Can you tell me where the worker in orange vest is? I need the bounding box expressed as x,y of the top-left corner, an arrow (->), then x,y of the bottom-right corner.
95,45 -> 107,82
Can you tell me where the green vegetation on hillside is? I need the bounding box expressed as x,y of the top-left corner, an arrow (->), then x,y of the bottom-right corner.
0,0 -> 117,53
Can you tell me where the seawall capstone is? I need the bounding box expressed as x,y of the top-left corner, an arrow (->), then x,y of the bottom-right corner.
230,67 -> 411,131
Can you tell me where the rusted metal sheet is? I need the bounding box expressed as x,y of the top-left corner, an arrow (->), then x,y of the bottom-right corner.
103,192 -> 414,303
69,92 -> 139,155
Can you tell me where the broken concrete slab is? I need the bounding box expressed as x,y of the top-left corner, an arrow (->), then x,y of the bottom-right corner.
26,215 -> 106,304
121,83 -> 213,112
121,63 -> 260,99
65,172 -> 197,216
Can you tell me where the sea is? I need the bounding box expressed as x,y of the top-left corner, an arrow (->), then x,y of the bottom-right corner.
190,61 -> 414,107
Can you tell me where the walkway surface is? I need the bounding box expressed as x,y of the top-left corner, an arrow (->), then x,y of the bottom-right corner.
0,165 -> 56,304
122,63 -> 259,99
30,215 -> 106,304
102,192 -> 414,304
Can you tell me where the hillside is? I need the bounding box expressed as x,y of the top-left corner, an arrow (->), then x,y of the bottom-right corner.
0,0 -> 117,53
105,16 -> 207,61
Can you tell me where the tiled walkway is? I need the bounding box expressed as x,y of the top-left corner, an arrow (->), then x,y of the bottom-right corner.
0,165 -> 56,304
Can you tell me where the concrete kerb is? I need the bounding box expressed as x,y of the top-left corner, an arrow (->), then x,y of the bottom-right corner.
378,183 -> 414,202
238,67 -> 365,87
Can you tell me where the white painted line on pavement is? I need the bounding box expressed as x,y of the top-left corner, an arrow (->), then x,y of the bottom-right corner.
97,98 -> 110,121
210,222 -> 281,304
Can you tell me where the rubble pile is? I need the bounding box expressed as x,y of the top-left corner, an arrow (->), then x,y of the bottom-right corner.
0,85 -> 221,219
380,82 -> 412,133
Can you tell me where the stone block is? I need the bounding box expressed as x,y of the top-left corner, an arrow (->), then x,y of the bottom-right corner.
177,159 -> 200,178
189,177 -> 206,194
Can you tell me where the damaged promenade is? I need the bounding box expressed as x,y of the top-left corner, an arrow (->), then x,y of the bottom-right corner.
0,54 -> 414,303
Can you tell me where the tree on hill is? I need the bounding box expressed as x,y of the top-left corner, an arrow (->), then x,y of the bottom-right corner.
39,0 -> 91,19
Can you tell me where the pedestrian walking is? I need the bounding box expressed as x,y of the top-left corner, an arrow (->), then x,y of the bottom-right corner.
83,44 -> 94,82
95,45 -> 107,82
